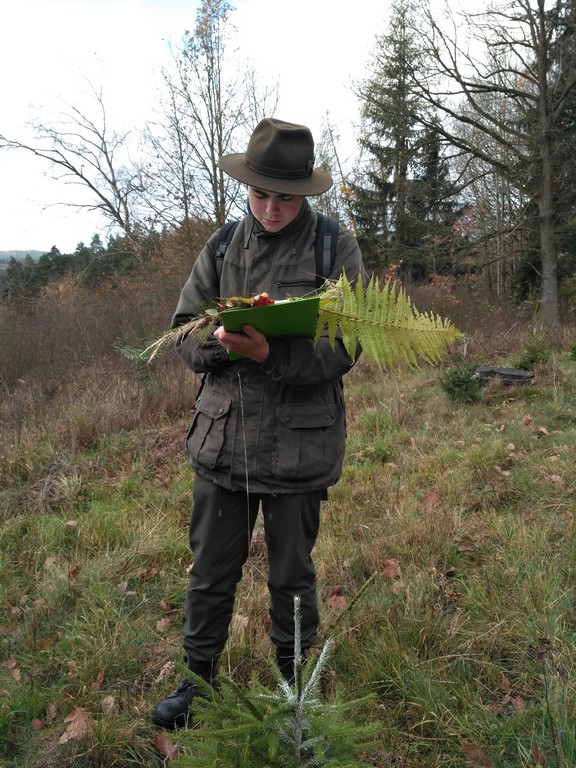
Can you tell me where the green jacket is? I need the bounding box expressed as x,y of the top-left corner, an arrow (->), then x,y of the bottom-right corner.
172,200 -> 365,494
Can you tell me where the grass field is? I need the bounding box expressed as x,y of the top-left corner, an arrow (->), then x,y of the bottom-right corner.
1,279 -> 575,767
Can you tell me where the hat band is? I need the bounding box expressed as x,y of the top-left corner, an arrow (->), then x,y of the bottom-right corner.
244,156 -> 314,180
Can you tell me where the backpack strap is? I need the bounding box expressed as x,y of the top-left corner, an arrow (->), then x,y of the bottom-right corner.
214,220 -> 240,279
314,213 -> 339,289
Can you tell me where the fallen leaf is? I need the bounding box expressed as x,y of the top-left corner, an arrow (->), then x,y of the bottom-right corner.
154,661 -> 176,684
154,731 -> 179,758
327,594 -> 349,611
423,488 -> 441,513
159,599 -> 176,613
512,695 -> 526,711
68,563 -> 82,580
38,636 -> 57,649
65,520 -> 78,528
156,617 -> 172,632
531,748 -> 546,766
461,742 -> 493,766
2,659 -> 20,681
537,425 -> 550,437
46,702 -> 57,723
135,567 -> 159,580
58,707 -> 94,744
101,695 -> 117,714
31,718 -> 43,730
42,736 -> 59,752
262,613 -> 273,631
380,559 -> 401,579
322,585 -> 343,598
90,667 -> 105,691
523,414 -> 534,425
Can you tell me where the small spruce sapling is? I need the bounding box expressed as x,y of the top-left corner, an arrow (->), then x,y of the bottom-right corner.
171,595 -> 378,768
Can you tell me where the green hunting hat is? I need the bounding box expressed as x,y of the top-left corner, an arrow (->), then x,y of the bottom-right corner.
218,117 -> 333,196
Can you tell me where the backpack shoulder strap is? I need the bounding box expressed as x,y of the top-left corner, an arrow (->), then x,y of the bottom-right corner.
314,213 -> 339,288
214,220 -> 240,279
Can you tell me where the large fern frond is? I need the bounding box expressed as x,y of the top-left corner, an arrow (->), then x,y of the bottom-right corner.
315,273 -> 462,367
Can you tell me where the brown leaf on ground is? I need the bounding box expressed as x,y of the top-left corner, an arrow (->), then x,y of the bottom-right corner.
46,702 -> 58,723
156,617 -> 172,632
322,585 -> 343,598
2,659 -> 20,680
462,742 -> 494,766
101,694 -> 117,714
423,488 -> 441,513
68,563 -> 82,580
380,559 -> 401,579
261,613 -> 273,631
58,707 -> 94,744
90,667 -> 105,690
154,731 -> 179,758
327,594 -> 349,611
154,661 -> 176,684
135,567 -> 159,580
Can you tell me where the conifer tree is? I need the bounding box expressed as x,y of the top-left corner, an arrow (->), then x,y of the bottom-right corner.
351,0 -> 461,278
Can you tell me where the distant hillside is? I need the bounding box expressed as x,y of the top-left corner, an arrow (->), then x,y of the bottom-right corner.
0,250 -> 45,262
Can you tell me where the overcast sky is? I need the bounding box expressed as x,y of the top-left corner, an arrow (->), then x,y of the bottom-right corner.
0,0 -> 392,252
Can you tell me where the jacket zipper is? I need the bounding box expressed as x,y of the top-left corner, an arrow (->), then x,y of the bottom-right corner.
272,278 -> 317,291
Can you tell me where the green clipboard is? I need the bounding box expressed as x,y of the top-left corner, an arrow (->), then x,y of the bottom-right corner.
219,295 -> 320,359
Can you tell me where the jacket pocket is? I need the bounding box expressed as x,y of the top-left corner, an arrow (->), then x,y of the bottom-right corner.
186,390 -> 232,469
274,402 -> 338,481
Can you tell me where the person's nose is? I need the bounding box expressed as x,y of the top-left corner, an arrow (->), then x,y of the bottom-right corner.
265,197 -> 280,215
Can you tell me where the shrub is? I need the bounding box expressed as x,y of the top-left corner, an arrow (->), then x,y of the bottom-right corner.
439,361 -> 482,403
512,339 -> 550,370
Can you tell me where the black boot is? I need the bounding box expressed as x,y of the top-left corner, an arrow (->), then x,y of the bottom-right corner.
152,659 -> 216,730
275,647 -> 296,685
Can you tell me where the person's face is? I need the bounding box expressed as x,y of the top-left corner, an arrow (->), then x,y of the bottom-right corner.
247,186 -> 303,233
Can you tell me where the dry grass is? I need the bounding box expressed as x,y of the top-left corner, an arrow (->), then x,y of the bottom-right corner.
1,273 -> 575,766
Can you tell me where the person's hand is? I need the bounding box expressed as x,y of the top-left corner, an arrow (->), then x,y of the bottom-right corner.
214,324 -> 270,363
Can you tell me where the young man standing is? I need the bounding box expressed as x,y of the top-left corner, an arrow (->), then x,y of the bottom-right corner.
152,117 -> 365,730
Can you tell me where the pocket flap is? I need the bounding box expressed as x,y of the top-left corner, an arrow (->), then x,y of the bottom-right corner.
277,403 -> 337,429
196,390 -> 232,419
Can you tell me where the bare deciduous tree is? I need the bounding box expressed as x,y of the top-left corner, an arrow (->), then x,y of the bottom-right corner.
0,83 -> 148,254
143,0 -> 278,234
410,0 -> 576,331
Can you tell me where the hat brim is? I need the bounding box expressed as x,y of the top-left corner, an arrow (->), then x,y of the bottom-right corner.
218,153 -> 333,196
